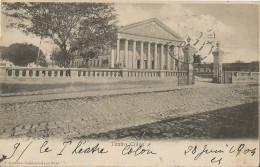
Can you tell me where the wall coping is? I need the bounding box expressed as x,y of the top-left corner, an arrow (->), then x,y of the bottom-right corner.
0,67 -> 187,73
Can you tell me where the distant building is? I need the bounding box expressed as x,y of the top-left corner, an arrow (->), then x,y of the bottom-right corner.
0,59 -> 14,67
194,63 -> 213,72
0,46 -> 14,67
194,61 -> 259,73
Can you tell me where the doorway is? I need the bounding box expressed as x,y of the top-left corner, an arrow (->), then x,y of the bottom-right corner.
137,60 -> 140,69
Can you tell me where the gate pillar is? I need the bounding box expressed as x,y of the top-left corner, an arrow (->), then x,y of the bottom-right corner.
182,37 -> 196,85
212,41 -> 224,83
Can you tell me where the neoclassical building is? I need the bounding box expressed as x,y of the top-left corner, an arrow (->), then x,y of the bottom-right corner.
71,18 -> 185,70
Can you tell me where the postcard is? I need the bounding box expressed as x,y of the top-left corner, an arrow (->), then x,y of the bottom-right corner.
0,1 -> 259,166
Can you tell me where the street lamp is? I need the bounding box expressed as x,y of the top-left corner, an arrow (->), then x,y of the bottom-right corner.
36,37 -> 43,67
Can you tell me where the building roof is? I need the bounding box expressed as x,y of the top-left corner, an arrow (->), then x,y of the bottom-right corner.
118,18 -> 183,42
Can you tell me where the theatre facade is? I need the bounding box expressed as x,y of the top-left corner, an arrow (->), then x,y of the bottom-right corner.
2,18 -> 197,86
70,18 -> 187,70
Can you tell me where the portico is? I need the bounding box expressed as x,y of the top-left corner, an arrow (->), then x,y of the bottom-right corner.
110,18 -> 184,70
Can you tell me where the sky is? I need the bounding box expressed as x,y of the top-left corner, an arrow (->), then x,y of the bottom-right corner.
1,3 -> 259,63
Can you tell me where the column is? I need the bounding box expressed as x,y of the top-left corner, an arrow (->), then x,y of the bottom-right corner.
99,58 -> 102,68
88,59 -> 91,68
124,39 -> 128,69
172,46 -> 176,70
147,42 -> 151,69
132,40 -> 136,69
177,46 -> 180,69
161,44 -> 164,70
154,43 -> 158,70
167,45 -> 171,70
140,41 -> 144,69
92,59 -> 95,67
116,39 -> 120,63
111,47 -> 115,68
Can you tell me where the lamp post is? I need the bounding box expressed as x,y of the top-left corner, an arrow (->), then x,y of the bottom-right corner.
36,37 -> 42,67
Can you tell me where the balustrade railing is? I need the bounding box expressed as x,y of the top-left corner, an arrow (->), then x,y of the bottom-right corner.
0,67 -> 187,79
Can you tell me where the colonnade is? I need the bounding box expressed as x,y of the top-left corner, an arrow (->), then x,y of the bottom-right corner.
110,38 -> 182,70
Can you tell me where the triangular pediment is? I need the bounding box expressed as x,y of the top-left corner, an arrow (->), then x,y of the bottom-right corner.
118,18 -> 182,42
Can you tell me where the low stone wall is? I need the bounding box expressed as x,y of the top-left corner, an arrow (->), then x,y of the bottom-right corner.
194,72 -> 214,78
215,71 -> 259,83
232,72 -> 259,83
0,67 -> 187,81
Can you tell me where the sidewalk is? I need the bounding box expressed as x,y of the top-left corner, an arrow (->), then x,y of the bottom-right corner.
0,84 -> 196,104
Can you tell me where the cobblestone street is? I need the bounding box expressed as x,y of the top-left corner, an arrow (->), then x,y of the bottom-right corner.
0,82 -> 258,139
81,102 -> 258,139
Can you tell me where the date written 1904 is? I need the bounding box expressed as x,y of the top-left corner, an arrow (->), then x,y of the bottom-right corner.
184,144 -> 256,165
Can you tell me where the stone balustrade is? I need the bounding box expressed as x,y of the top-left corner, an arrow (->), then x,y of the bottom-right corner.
0,67 -> 187,80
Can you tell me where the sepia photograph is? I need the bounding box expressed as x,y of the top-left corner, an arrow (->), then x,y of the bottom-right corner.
0,1 -> 259,166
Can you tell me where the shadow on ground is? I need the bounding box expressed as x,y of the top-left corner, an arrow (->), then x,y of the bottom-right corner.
74,102 -> 258,140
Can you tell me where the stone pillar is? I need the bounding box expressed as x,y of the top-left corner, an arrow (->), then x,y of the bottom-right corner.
26,70 -> 30,77
99,58 -> 102,68
177,46 -> 180,69
122,69 -> 128,78
92,59 -> 95,67
71,70 -> 78,78
57,70 -> 61,77
88,60 -> 91,68
32,70 -> 36,77
161,44 -> 164,70
110,47 -> 115,68
16,70 -> 22,78
172,46 -> 177,70
212,41 -> 224,83
154,43 -> 158,70
182,37 -> 196,85
124,39 -> 128,69
140,41 -> 144,69
116,39 -> 120,63
167,45 -> 171,70
132,40 -> 136,69
148,42 -> 151,69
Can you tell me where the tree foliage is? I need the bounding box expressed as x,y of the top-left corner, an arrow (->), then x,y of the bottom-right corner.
234,60 -> 244,63
3,2 -> 118,67
50,48 -> 74,67
193,54 -> 202,64
1,43 -> 47,67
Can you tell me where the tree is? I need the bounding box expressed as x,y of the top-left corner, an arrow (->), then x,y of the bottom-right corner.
193,54 -> 202,72
50,48 -> 73,67
234,60 -> 244,63
2,2 -> 118,67
193,54 -> 202,64
38,55 -> 48,67
1,43 -> 47,67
